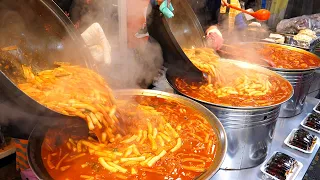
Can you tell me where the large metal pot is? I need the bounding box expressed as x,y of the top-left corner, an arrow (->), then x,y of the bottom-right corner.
219,42 -> 320,118
205,105 -> 279,169
263,43 -> 319,118
166,60 -> 293,169
28,89 -> 228,180
275,69 -> 314,117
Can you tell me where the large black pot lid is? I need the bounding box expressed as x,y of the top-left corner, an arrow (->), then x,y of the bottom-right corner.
0,0 -> 95,117
162,0 -> 206,49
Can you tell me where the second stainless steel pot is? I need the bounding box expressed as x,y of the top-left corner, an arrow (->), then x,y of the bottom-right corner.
275,69 -> 315,118
247,43 -> 319,118
166,60 -> 293,169
219,42 -> 320,118
200,103 -> 280,169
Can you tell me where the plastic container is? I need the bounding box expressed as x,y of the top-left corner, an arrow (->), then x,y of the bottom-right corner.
313,100 -> 320,114
300,113 -> 320,134
284,129 -> 318,154
260,151 -> 303,180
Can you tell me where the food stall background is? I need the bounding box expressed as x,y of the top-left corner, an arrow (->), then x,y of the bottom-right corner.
68,0 -> 319,58
265,1 -> 311,28
0,0 -> 319,141
0,0 -> 320,179
52,0 -> 163,89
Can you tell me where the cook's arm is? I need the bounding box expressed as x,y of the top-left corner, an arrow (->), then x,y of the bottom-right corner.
205,0 -> 224,50
205,0 -> 222,28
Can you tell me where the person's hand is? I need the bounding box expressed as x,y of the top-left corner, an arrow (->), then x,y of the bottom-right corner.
157,0 -> 174,18
221,0 -> 229,7
205,26 -> 224,50
81,23 -> 111,65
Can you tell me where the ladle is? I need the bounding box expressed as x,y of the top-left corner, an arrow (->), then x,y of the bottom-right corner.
222,0 -> 271,21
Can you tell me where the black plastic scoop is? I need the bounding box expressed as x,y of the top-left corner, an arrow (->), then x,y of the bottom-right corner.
0,46 -> 118,141
148,0 -> 221,83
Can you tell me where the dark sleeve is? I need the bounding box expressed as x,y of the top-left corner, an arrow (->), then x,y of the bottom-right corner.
150,0 -> 158,8
206,0 -> 221,26
69,0 -> 83,23
53,0 -> 73,12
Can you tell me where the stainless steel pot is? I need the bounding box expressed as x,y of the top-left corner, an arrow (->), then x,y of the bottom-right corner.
28,89 -> 228,180
200,103 -> 279,169
219,42 -> 320,118
275,69 -> 315,117
248,43 -> 319,118
166,60 -> 293,169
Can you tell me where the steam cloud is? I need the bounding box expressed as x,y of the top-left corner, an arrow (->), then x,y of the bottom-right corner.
217,10 -> 271,66
69,0 -> 163,89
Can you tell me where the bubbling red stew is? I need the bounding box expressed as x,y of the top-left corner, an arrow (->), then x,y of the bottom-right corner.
41,96 -> 219,180
179,48 -> 292,107
257,44 -> 320,69
219,43 -> 320,69
175,74 -> 292,107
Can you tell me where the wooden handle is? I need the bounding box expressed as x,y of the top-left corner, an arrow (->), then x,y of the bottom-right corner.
221,0 -> 228,6
227,4 -> 254,16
